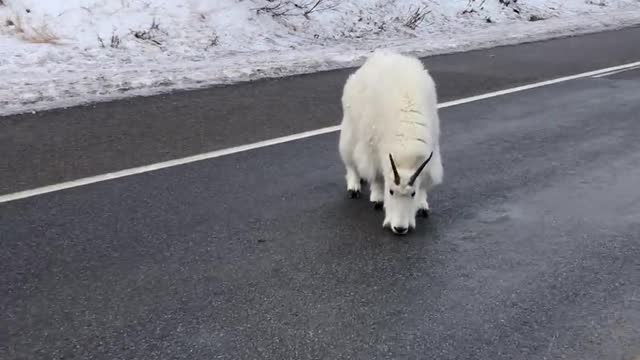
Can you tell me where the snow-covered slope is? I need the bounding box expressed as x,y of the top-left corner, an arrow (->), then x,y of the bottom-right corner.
1,0 -> 640,116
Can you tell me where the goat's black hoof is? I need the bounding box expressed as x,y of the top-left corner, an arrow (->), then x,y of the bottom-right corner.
373,201 -> 384,210
348,190 -> 361,199
417,208 -> 430,218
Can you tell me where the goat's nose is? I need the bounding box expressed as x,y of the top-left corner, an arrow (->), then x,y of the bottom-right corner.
392,226 -> 408,235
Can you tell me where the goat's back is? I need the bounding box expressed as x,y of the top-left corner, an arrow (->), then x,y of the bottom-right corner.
342,50 -> 438,167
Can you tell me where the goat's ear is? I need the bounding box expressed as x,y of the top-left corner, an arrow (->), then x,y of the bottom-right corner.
408,152 -> 433,186
389,154 -> 400,185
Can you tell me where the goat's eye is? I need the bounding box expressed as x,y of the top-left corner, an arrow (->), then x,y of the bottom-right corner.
411,192 -> 416,198
389,190 -> 394,195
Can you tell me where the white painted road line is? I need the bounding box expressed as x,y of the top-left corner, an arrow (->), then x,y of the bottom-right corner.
592,64 -> 640,78
2,60 -> 640,204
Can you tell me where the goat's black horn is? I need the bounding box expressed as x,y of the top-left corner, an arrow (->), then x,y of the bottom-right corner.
389,154 -> 400,185
408,151 -> 433,186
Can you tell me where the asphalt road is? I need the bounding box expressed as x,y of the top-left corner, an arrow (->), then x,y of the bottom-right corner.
2,26 -> 640,195
2,31 -> 640,359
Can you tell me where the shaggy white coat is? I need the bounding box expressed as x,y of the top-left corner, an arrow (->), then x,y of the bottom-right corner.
339,49 -> 443,234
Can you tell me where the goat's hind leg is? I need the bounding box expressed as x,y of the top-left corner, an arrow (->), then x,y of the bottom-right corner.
339,118 -> 362,199
345,166 -> 362,198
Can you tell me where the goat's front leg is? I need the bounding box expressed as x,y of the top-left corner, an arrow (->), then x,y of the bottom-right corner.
369,180 -> 384,210
417,187 -> 430,217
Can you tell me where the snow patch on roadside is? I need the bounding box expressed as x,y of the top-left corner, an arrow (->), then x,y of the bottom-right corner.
1,0 -> 640,116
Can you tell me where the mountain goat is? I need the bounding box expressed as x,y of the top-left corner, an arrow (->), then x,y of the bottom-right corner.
339,50 -> 443,235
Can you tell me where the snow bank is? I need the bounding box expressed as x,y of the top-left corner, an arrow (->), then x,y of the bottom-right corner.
1,0 -> 640,116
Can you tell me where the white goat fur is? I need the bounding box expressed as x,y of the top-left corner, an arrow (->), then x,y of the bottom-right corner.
339,50 -> 443,234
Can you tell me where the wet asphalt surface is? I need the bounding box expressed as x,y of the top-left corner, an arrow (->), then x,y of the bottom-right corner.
2,30 -> 640,359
